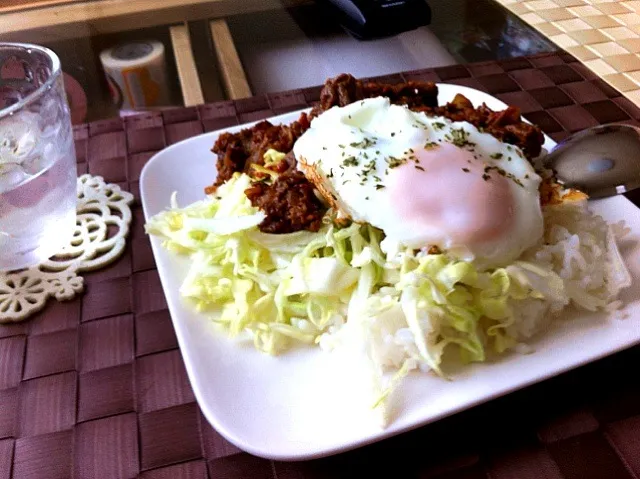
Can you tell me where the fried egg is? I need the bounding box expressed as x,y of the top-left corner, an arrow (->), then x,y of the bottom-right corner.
293,97 -> 544,268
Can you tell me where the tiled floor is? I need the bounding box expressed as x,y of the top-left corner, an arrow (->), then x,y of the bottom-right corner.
497,0 -> 640,105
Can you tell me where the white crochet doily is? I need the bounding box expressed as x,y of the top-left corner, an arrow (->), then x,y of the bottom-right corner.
0,174 -> 134,322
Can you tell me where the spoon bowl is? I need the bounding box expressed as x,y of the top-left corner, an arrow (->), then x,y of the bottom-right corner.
544,124 -> 640,199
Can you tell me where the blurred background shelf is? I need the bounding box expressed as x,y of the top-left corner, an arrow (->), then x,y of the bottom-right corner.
0,0 -> 558,123
0,0 -> 312,43
0,0 -> 83,13
0,0 -> 286,122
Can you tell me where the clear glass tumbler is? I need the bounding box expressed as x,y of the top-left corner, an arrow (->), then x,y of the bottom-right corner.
0,43 -> 77,271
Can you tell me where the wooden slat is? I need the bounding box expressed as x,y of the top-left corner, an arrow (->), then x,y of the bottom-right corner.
0,0 -> 85,14
169,23 -> 205,107
0,0 -> 311,43
209,19 -> 252,100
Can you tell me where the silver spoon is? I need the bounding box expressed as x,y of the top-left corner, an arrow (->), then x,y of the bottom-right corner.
544,124 -> 640,199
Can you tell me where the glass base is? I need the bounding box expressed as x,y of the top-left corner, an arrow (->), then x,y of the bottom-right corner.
0,211 -> 75,273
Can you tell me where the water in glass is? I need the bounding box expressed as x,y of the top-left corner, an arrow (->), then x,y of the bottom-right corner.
0,44 -> 77,271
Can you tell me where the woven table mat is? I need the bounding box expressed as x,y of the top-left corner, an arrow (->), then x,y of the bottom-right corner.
496,0 -> 640,107
2,51 -> 640,479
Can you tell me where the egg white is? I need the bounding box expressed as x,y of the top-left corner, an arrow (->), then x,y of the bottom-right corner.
293,97 -> 544,268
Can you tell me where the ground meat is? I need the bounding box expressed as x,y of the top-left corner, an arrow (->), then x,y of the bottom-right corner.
206,113 -> 311,194
538,176 -> 587,206
208,74 -> 440,194
426,94 -> 545,159
310,73 -> 438,117
312,74 -> 543,159
208,73 -> 546,234
244,171 -> 326,233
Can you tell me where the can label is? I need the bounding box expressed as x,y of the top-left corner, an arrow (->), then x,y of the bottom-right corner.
122,67 -> 161,108
100,41 -> 168,110
106,72 -> 124,109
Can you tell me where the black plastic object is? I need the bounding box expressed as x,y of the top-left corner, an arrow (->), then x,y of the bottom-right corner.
317,0 -> 431,40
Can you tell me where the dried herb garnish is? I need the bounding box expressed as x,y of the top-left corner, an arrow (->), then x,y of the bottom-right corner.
342,156 -> 358,167
449,128 -> 476,148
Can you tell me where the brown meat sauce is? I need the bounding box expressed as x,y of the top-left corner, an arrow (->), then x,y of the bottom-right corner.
244,171 -> 326,233
206,115 -> 310,194
207,73 -> 545,234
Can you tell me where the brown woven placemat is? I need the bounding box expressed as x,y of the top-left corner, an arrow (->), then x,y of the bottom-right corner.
2,51 -> 640,479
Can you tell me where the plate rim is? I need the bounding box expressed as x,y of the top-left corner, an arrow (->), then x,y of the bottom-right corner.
140,83 -> 640,461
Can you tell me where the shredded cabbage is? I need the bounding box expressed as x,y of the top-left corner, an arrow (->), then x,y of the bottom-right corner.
146,172 -> 627,425
146,173 -> 383,354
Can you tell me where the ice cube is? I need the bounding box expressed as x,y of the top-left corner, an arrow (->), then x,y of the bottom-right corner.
0,113 -> 40,166
0,163 -> 30,193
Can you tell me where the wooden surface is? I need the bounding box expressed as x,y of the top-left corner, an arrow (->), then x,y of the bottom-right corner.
497,0 -> 640,108
0,0 -> 311,43
209,20 -> 252,100
0,0 -> 83,13
170,23 -> 205,107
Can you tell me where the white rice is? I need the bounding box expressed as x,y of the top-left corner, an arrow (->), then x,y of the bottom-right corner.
320,199 -> 632,374
510,199 -> 631,339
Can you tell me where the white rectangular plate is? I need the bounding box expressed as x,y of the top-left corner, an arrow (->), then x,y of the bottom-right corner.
140,84 -> 640,461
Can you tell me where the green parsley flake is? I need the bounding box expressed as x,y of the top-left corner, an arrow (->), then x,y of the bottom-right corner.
449,128 -> 476,148
349,138 -> 377,149
483,165 -> 524,187
386,156 -> 406,169
342,156 -> 358,167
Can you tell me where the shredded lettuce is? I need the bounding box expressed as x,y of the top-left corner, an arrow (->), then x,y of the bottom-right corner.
146,172 -> 609,424
146,173 -> 383,355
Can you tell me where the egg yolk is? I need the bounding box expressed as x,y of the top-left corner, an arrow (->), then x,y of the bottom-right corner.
386,142 -> 515,247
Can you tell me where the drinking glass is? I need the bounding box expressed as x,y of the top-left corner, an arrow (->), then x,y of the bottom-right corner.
0,43 -> 77,271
